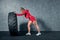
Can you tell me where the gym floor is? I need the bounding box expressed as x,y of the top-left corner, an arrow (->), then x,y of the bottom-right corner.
0,31 -> 60,40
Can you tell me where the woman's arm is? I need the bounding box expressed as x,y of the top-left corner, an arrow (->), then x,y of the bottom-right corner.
16,13 -> 24,16
16,10 -> 26,16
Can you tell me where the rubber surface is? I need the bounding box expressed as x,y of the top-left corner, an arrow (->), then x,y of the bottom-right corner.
8,12 -> 18,36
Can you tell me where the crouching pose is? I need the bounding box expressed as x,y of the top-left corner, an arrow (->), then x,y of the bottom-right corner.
16,7 -> 41,36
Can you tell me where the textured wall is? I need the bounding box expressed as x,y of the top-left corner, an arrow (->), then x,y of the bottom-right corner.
0,0 -> 60,31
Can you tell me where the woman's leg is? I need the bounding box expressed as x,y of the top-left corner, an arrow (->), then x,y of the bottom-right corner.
26,20 -> 32,35
33,21 -> 40,32
27,20 -> 32,33
33,21 -> 41,36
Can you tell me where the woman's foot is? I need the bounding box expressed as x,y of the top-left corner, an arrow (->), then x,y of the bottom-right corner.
36,32 -> 41,36
26,32 -> 31,35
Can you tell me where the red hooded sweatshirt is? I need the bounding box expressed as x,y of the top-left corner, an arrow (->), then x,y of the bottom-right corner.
16,9 -> 36,22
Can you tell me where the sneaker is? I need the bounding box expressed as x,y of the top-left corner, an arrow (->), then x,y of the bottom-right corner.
26,32 -> 31,35
36,32 -> 41,36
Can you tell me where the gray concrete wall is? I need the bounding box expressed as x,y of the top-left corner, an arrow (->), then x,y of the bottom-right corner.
0,0 -> 60,31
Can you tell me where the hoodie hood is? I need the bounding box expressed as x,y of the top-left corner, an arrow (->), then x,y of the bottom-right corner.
26,9 -> 29,12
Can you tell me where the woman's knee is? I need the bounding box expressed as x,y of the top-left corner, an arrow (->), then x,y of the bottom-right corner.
27,21 -> 32,27
33,21 -> 37,25
28,24 -> 30,27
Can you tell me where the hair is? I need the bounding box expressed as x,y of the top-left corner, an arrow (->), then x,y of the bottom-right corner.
20,7 -> 25,10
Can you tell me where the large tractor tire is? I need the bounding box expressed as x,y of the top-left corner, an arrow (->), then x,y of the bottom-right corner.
8,12 -> 18,36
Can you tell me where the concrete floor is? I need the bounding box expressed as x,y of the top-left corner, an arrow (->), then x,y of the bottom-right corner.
0,31 -> 60,40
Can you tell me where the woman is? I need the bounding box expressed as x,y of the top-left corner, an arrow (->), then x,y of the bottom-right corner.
16,7 -> 41,36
